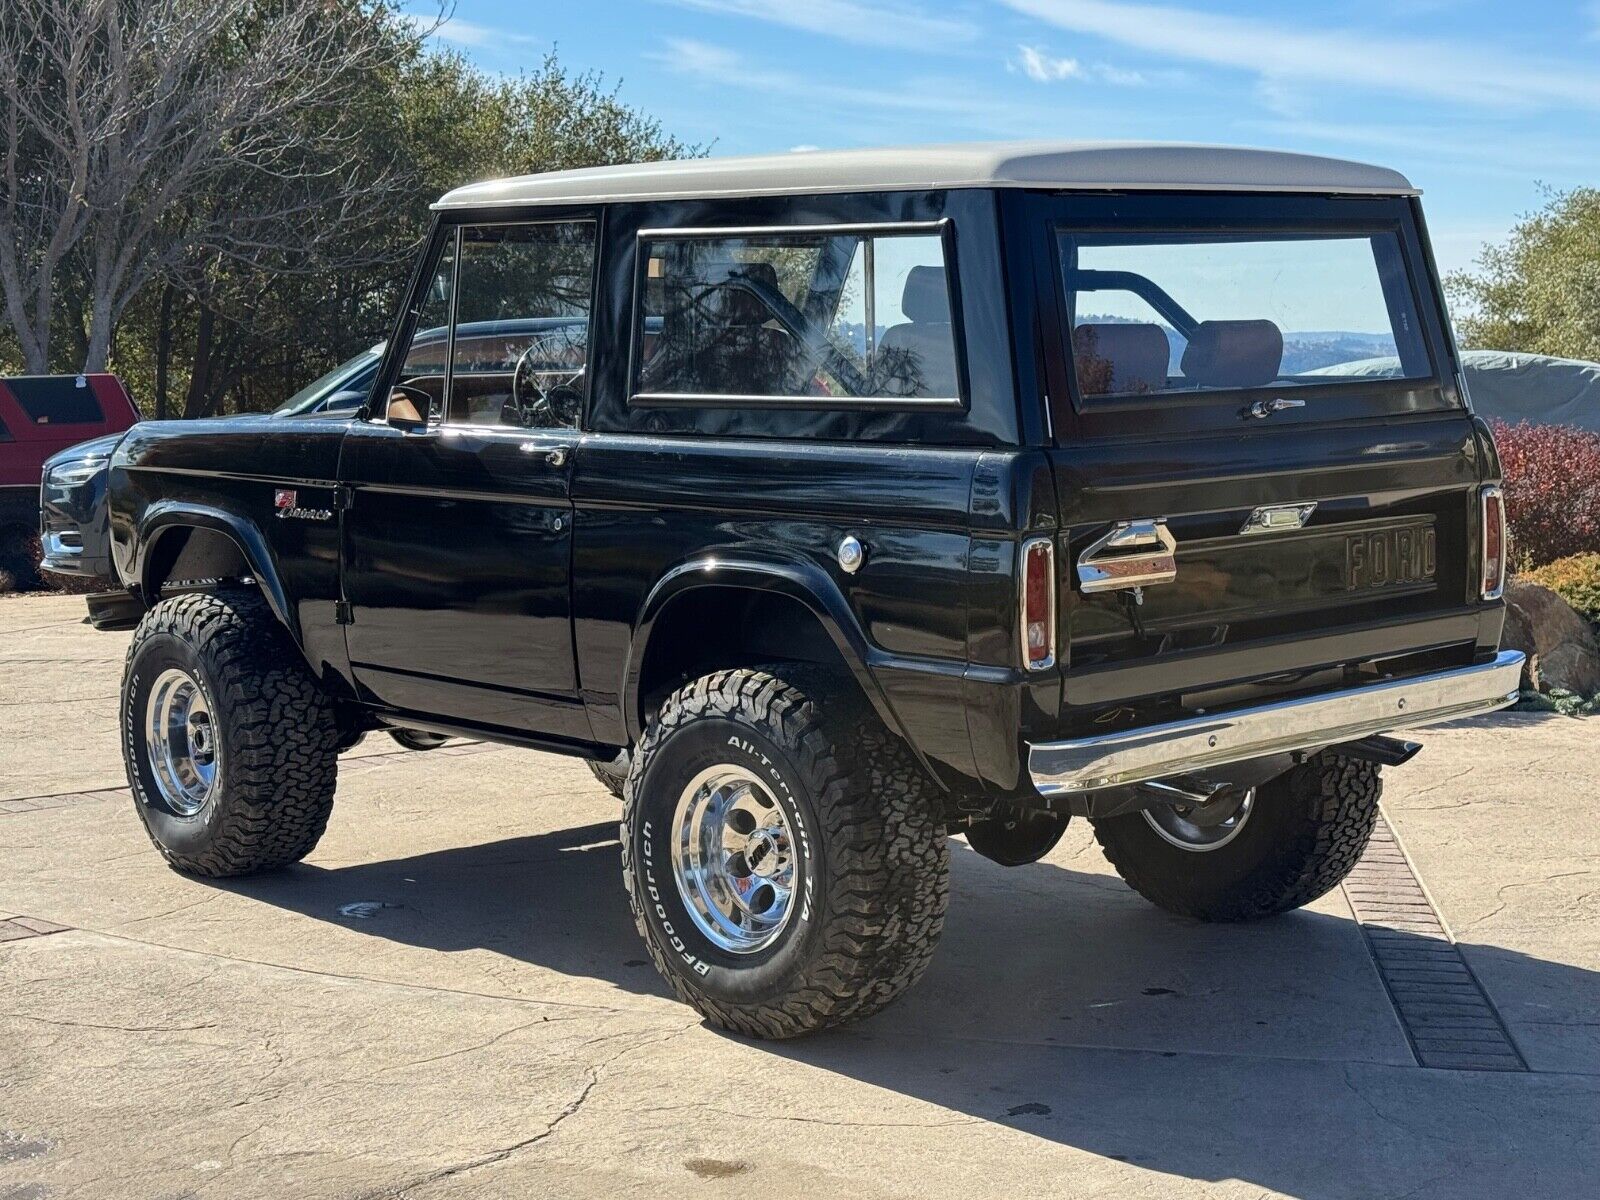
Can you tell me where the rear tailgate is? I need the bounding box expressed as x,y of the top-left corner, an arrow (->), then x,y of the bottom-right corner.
1053,413 -> 1486,718
1021,192 -> 1498,729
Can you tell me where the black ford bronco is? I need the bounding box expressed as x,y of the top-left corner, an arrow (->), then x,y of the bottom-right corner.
94,143 -> 1523,1038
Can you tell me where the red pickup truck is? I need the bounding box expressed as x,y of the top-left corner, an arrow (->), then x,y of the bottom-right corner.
0,374 -> 139,587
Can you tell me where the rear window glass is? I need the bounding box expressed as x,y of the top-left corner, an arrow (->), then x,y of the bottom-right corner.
633,227 -> 961,403
5,377 -> 105,425
1059,231 -> 1431,399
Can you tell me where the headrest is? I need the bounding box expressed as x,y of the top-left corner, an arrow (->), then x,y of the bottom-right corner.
720,261 -> 780,326
1180,320 -> 1283,389
900,265 -> 950,324
1072,323 -> 1169,395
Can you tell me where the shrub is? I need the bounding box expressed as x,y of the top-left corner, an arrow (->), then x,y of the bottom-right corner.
1525,552 -> 1600,625
1490,419 -> 1600,568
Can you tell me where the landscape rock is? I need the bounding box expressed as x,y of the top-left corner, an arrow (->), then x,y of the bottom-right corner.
1502,578 -> 1600,695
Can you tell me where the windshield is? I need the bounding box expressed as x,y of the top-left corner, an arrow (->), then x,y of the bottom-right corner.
273,347 -> 382,416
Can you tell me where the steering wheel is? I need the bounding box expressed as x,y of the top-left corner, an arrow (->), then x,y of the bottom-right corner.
511,330 -> 587,428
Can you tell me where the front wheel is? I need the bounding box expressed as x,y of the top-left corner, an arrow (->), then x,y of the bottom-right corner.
1092,751 -> 1380,921
121,588 -> 339,877
621,667 -> 948,1039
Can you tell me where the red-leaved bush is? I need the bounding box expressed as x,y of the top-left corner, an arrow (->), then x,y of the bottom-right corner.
1490,419 -> 1600,569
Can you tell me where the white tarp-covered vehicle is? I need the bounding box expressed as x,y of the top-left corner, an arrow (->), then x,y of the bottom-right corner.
1310,349 -> 1600,432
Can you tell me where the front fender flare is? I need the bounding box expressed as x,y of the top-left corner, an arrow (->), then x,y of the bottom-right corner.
623,553 -> 931,776
135,502 -> 297,644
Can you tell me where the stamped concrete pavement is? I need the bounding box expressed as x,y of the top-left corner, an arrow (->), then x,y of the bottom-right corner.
1,593 -> 1596,1199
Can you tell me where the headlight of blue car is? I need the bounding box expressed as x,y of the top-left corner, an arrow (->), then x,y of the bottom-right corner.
46,452 -> 110,487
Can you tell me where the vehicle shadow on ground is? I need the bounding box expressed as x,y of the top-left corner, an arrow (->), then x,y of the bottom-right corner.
209,822 -> 1600,1198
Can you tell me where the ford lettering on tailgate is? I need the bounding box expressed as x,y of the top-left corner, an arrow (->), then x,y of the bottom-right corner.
1346,524 -> 1436,592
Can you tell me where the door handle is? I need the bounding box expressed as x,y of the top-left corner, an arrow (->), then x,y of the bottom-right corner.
519,444 -> 569,467
1247,397 -> 1306,419
1076,519 -> 1178,595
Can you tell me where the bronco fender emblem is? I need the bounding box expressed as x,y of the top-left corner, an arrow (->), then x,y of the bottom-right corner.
274,489 -> 333,522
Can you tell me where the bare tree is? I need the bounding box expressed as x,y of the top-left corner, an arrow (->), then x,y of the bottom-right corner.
0,0 -> 419,373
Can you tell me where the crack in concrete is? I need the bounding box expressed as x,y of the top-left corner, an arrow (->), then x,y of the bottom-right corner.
105,893 -> 224,929
1455,870 -> 1599,934
362,1021 -> 700,1199
634,1102 -> 982,1130
364,1015 -> 582,1079
1,1011 -> 220,1034
62,925 -> 627,1015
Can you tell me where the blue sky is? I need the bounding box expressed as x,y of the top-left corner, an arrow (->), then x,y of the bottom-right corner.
411,0 -> 1600,277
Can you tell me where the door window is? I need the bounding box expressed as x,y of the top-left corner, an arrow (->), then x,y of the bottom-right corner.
386,237 -> 457,423
447,222 -> 596,430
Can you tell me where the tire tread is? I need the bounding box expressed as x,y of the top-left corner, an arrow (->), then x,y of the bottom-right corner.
620,666 -> 948,1038
121,588 -> 338,877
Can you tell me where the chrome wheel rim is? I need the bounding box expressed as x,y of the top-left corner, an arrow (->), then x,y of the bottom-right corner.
670,765 -> 798,954
1142,787 -> 1255,852
144,668 -> 219,817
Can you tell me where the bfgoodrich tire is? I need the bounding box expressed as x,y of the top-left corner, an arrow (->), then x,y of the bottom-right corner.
1092,751 -> 1381,922
121,588 -> 339,877
622,667 -> 948,1039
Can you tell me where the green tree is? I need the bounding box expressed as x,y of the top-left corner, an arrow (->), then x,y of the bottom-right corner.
1,4 -> 697,417
1446,186 -> 1600,362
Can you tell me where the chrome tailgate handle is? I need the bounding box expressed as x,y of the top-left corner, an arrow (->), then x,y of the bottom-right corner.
1076,518 -> 1178,594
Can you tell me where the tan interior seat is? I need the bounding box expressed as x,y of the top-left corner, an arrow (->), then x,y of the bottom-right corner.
878,266 -> 959,397
1180,320 -> 1284,389
1072,323 -> 1169,395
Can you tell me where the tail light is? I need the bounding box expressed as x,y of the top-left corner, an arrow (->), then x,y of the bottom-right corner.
1480,484 -> 1507,600
1020,536 -> 1057,671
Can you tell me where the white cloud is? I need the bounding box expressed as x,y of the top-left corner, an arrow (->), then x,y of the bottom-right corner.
648,38 -> 1061,134
1014,44 -> 1150,86
1003,0 -> 1600,110
789,144 -> 822,153
663,0 -> 978,50
1016,45 -> 1084,81
400,11 -> 535,49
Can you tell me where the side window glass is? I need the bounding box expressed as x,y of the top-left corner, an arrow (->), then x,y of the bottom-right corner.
634,229 -> 960,404
448,222 -> 596,429
387,238 -> 457,423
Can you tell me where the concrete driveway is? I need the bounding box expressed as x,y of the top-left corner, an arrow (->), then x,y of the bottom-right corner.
1,593 -> 1596,1199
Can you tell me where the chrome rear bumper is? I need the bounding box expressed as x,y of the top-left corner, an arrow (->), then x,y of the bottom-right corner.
1028,651 -> 1524,796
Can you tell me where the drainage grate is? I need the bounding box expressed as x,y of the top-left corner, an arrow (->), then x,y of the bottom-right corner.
0,916 -> 70,944
1343,814 -> 1527,1072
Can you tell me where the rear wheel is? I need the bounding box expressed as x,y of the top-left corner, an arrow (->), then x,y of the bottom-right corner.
121,588 -> 339,877
1092,751 -> 1380,921
622,667 -> 948,1038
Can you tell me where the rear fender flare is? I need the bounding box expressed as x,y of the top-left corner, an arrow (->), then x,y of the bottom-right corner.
624,553 -> 912,751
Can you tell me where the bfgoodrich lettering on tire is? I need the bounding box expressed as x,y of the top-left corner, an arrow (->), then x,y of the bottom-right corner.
621,666 -> 948,1039
121,588 -> 339,877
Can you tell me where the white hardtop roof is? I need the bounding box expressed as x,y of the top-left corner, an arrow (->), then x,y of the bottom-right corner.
435,141 -> 1417,210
